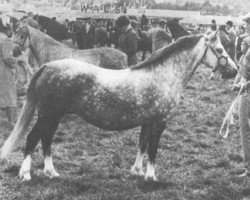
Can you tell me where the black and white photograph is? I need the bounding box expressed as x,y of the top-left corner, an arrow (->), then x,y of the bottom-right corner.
0,0 -> 250,199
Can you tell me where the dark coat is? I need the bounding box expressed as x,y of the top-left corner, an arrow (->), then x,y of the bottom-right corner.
118,27 -> 138,66
225,27 -> 236,61
77,23 -> 96,49
96,28 -> 108,47
236,36 -> 244,61
107,26 -> 121,48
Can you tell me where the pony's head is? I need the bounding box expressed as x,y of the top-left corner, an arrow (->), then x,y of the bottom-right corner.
12,23 -> 30,58
200,30 -> 238,79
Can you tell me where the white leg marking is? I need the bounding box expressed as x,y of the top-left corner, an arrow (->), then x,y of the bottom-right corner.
145,162 -> 157,181
44,156 -> 59,179
19,155 -> 32,181
229,115 -> 235,125
130,149 -> 145,176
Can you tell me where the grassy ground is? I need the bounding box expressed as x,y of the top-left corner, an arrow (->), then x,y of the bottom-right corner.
0,64 -> 247,200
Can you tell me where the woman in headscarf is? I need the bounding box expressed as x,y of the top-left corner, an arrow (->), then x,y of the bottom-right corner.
0,33 -> 20,127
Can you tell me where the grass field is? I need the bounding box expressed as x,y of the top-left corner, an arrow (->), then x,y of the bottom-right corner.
0,65 -> 247,200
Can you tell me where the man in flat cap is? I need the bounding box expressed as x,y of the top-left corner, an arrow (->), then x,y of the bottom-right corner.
115,15 -> 138,66
224,20 -> 236,60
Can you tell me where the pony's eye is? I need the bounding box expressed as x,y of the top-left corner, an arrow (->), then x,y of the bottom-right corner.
216,48 -> 223,54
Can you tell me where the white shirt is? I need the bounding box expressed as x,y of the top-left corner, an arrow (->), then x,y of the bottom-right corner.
86,23 -> 90,33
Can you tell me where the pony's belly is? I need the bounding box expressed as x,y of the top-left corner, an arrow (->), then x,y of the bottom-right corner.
75,99 -> 177,131
76,108 -> 150,131
79,116 -> 142,131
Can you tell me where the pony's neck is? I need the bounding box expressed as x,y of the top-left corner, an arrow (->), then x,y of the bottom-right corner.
153,37 -> 205,87
28,26 -> 65,65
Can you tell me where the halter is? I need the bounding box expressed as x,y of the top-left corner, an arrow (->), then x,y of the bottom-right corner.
14,26 -> 31,49
199,37 -> 229,74
13,26 -> 40,65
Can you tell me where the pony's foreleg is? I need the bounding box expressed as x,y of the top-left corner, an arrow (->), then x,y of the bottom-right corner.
130,124 -> 150,176
43,156 -> 59,179
145,121 -> 166,181
41,116 -> 61,179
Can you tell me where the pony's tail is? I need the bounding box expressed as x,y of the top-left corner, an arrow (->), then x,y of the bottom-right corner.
0,65 -> 47,160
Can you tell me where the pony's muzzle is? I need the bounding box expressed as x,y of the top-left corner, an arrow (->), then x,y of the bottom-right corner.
220,67 -> 238,79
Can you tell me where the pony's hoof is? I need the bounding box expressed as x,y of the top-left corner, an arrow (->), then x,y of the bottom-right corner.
130,165 -> 145,176
19,171 -> 31,181
144,174 -> 157,182
44,169 -> 60,179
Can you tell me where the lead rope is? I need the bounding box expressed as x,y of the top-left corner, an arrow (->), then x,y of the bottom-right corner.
219,84 -> 245,138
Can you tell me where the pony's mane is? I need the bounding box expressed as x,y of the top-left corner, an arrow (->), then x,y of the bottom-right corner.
131,34 -> 203,70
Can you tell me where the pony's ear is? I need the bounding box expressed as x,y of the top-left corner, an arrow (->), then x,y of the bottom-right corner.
206,30 -> 218,43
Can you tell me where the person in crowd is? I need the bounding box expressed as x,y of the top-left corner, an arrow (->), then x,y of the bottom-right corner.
107,20 -> 121,48
232,12 -> 250,191
225,20 -> 237,60
75,20 -> 85,49
218,25 -> 229,49
236,26 -> 247,62
141,14 -> 149,31
211,19 -> 217,31
130,20 -> 140,37
0,33 -> 20,127
81,17 -> 96,49
64,18 -> 70,29
95,21 -> 108,48
157,19 -> 172,40
116,15 -> 138,66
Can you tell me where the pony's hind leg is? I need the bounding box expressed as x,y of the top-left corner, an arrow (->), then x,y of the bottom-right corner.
130,124 -> 150,176
40,116 -> 61,179
19,114 -> 61,181
19,116 -> 47,181
145,121 -> 166,181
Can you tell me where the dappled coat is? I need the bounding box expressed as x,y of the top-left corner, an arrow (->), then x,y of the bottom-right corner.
118,26 -> 138,66
0,33 -> 18,107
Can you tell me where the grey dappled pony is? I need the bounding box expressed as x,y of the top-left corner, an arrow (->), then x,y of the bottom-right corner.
12,25 -> 128,71
1,31 -> 237,182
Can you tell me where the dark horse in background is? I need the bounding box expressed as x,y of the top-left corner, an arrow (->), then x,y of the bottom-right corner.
33,15 -> 72,42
